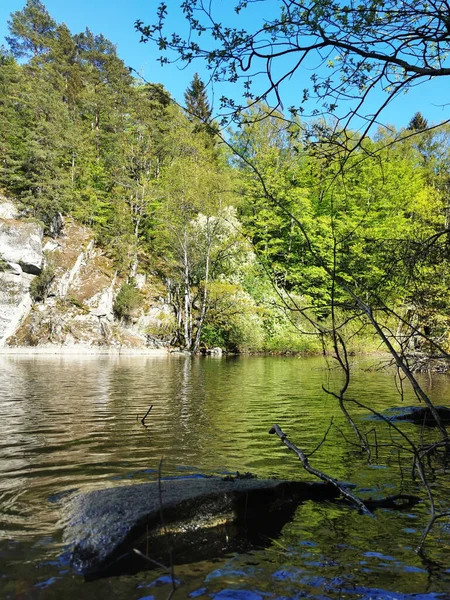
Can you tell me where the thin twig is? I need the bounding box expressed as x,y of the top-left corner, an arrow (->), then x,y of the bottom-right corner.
306,417 -> 334,458
416,512 -> 450,554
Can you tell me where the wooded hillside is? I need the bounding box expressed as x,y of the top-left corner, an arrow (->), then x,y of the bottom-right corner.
2,1 -> 450,360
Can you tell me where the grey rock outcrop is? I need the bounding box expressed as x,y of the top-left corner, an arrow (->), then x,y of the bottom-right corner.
0,220 -> 43,275
57,239 -> 94,298
0,272 -> 34,347
0,200 -> 19,220
88,272 -> 116,320
0,206 -> 170,350
49,212 -> 64,237
0,207 -> 44,346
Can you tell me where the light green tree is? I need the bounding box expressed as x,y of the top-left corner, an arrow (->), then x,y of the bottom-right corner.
153,109 -> 243,350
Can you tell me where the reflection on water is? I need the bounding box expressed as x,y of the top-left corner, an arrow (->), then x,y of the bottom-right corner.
0,354 -> 450,599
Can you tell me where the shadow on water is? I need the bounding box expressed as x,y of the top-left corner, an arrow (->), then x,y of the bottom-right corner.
88,504 -> 300,581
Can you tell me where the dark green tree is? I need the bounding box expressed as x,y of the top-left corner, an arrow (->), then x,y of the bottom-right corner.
184,73 -> 212,123
408,112 -> 429,131
6,0 -> 56,60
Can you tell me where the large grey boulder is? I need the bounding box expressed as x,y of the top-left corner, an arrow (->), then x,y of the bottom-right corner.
61,476 -> 337,575
208,346 -> 223,356
0,220 -> 43,275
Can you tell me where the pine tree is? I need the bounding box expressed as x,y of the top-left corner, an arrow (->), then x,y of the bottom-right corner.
6,0 -> 56,60
0,50 -> 26,195
3,5 -> 85,223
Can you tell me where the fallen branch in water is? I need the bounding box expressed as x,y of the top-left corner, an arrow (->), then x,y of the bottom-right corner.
269,424 -> 373,516
269,425 -> 422,516
141,404 -> 153,427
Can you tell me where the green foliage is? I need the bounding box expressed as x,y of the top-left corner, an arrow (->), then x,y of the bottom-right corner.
183,72 -> 217,139
198,280 -> 265,352
113,282 -> 142,322
6,0 -> 56,60
408,112 -> 428,132
3,3 -> 450,356
145,312 -> 177,342
200,324 -> 228,349
30,265 -> 55,303
263,328 -> 322,354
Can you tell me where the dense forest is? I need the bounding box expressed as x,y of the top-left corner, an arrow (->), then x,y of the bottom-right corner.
2,0 -> 450,360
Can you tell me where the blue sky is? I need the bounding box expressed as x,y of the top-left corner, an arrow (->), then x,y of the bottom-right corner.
1,0 -> 448,131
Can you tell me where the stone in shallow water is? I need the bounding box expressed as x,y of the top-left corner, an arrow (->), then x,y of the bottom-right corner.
61,476 -> 338,576
382,406 -> 450,426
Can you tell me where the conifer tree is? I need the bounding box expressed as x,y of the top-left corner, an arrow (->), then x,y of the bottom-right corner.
0,50 -> 25,195
408,112 -> 429,131
184,73 -> 212,124
6,0 -> 56,60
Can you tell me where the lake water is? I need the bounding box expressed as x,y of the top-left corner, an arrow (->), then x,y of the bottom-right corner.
0,354 -> 450,599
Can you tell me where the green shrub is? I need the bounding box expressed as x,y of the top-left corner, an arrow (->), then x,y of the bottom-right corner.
30,266 -> 55,303
201,324 -> 228,349
113,282 -> 142,321
264,329 -> 322,354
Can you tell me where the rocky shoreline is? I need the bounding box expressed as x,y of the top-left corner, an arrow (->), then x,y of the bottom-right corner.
0,196 -> 175,352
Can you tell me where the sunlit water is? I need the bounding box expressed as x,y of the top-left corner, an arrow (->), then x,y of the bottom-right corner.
0,354 -> 449,599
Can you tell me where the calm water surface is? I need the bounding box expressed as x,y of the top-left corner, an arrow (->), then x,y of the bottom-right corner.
0,354 -> 449,599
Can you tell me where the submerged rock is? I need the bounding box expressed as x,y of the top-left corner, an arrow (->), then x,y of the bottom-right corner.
382,405 -> 450,426
61,476 -> 338,576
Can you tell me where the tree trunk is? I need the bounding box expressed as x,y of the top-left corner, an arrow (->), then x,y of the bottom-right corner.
183,229 -> 192,350
192,219 -> 212,353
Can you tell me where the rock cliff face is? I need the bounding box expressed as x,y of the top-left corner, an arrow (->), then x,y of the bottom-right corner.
0,199 -> 43,346
0,195 -> 170,351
